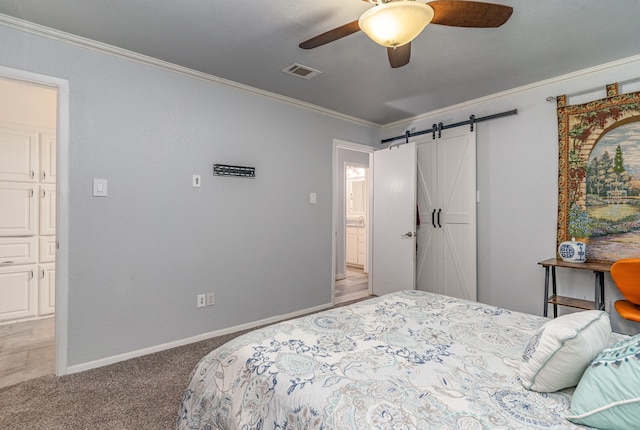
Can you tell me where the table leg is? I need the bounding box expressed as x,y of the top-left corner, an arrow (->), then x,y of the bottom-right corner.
593,271 -> 599,310
601,272 -> 605,310
551,267 -> 558,318
595,271 -> 605,310
543,266 -> 550,317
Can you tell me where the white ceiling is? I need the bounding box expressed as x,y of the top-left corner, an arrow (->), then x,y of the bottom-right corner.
1,0 -> 640,125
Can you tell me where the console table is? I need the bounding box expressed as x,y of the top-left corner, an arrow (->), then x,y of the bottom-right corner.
538,258 -> 612,318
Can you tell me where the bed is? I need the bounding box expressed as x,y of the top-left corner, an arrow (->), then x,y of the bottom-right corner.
176,290 -> 624,429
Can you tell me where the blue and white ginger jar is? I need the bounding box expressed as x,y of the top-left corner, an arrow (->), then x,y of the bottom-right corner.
558,237 -> 587,263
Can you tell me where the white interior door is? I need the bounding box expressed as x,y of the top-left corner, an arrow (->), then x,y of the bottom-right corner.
372,142 -> 417,296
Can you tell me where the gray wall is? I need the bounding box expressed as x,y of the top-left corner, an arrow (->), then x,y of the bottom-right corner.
382,55 -> 640,335
4,19 -> 640,372
0,23 -> 379,367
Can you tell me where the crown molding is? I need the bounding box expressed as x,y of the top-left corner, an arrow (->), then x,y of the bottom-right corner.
382,53 -> 640,130
0,13 -> 379,129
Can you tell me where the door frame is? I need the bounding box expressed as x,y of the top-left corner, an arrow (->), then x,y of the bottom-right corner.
332,139 -> 374,303
0,65 -> 70,376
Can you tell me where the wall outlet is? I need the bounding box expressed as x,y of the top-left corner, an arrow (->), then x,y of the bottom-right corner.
197,294 -> 206,308
206,292 -> 215,306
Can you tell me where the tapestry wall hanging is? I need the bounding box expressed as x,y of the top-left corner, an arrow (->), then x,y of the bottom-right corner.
557,83 -> 640,262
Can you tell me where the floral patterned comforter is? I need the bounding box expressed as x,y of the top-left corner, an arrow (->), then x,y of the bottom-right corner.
176,291 -> 590,429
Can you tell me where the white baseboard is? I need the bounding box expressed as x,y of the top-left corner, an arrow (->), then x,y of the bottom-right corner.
66,301 -> 333,375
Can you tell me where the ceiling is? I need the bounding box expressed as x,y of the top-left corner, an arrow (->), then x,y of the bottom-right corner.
1,0 -> 640,125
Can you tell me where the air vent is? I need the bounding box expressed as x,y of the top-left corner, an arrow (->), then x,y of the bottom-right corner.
282,63 -> 321,80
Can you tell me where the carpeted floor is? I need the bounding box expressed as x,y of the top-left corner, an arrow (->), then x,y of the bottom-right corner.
0,330 -> 244,430
0,296 -> 373,430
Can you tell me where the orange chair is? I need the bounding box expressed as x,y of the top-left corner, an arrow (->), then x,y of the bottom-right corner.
611,258 -> 640,323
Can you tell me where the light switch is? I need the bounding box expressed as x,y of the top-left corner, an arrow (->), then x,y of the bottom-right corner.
309,192 -> 317,204
192,174 -> 201,188
93,178 -> 108,197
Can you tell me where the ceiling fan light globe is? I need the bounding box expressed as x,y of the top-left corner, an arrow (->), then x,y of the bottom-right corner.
358,1 -> 434,48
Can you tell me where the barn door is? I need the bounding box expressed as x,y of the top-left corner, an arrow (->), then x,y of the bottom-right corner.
416,127 -> 477,301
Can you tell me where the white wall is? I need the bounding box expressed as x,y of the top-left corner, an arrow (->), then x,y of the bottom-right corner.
382,55 -> 640,334
0,23 -> 380,369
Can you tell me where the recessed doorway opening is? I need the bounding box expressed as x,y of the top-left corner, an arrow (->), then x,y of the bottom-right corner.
332,140 -> 374,304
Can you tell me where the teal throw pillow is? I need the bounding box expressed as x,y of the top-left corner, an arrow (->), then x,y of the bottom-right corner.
567,333 -> 640,429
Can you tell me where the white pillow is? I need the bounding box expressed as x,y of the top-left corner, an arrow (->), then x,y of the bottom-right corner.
519,310 -> 611,392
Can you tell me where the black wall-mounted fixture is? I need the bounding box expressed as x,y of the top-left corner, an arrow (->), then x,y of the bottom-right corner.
213,164 -> 255,178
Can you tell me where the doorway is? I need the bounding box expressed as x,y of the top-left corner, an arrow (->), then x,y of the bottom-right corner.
337,164 -> 369,304
0,77 -> 56,388
332,140 -> 373,304
0,66 -> 69,381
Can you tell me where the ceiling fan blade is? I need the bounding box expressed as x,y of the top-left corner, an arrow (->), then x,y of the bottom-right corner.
299,20 -> 361,49
428,0 -> 513,28
388,43 -> 411,68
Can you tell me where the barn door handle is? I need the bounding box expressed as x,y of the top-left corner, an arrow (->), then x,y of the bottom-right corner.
431,209 -> 436,228
437,209 -> 442,228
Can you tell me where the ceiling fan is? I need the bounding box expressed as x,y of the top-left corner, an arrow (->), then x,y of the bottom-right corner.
299,0 -> 513,68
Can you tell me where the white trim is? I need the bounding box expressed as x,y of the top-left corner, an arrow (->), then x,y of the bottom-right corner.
334,139 -> 376,153
0,14 -> 378,129
0,65 -> 70,376
66,301 -> 333,374
332,143 -> 338,304
0,120 -> 54,134
382,53 -> 640,130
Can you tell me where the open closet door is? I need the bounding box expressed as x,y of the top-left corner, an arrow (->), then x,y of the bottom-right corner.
372,141 -> 417,296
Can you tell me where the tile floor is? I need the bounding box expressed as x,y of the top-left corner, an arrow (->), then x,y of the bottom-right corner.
335,265 -> 370,304
0,317 -> 54,389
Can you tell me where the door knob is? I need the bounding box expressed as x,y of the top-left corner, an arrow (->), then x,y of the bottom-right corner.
401,232 -> 414,238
